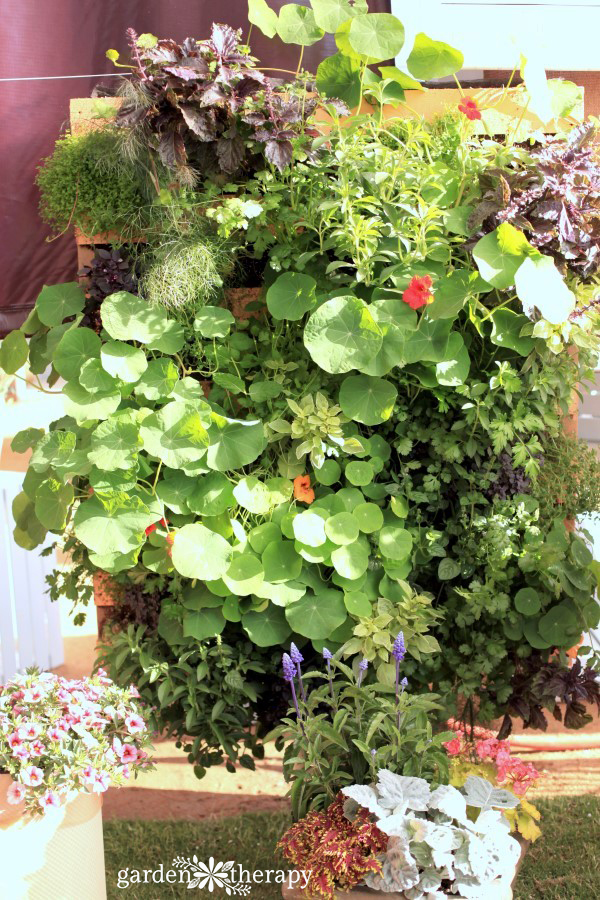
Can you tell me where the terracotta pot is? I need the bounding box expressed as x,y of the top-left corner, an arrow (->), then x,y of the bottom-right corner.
225,286 -> 264,320
0,774 -> 106,899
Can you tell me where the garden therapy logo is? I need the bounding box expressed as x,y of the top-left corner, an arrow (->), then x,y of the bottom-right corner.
116,857 -> 312,892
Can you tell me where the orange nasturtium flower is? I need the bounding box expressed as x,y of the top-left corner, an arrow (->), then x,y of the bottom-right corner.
458,96 -> 482,121
402,275 -> 434,310
293,475 -> 315,504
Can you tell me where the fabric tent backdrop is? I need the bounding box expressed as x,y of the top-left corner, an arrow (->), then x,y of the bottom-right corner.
0,0 -> 390,334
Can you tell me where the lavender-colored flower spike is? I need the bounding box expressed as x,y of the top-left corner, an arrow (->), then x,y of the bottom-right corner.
322,647 -> 333,661
392,632 -> 406,663
400,677 -> 408,689
290,643 -> 304,665
357,657 -> 368,687
282,653 -> 296,683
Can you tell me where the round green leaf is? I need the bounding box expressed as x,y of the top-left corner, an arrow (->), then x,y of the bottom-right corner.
88,416 -> 140,471
538,601 -> 581,647
223,554 -> 264,595
242,605 -> 291,646
314,459 -> 341,486
277,4 -> 324,45
379,525 -> 413,561
248,0 -> 279,37
522,619 -> 552,650
207,416 -> 266,472
354,502 -> 384,533
347,13 -> 405,63
325,512 -> 360,546
62,382 -> 121,424
316,52 -> 361,107
134,358 -> 179,400
293,511 -> 327,547
171,523 -> 233,580
34,478 -> 74,531
407,32 -> 464,80
344,590 -> 372,616
472,224 -> 531,290
80,359 -> 118,394
233,475 -> 291,515
183,607 -> 226,641
339,375 -> 397,425
514,588 -> 541,617
101,341 -> 148,384
571,538 -> 593,567
490,309 -> 535,356
36,282 -> 84,326
0,331 -> 29,374
146,320 -> 185,354
53,327 -> 101,381
304,296 -> 382,374
193,306 -> 235,338
266,272 -> 317,321
248,522 -> 281,555
156,470 -> 196,515
262,539 -> 303,583
188,472 -> 235,516
101,291 -> 171,343
345,461 -> 374,486
312,0 -> 355,33
331,542 -> 369,579
140,401 -> 209,468
73,493 -> 155,556
438,558 -> 461,580
285,589 -> 347,639
435,334 -> 471,387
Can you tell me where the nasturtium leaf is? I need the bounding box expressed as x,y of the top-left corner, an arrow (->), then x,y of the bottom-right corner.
286,589 -> 347,639
14,519 -> 48,551
20,307 -> 43,336
146,320 -> 186,354
223,554 -> 264,595
378,66 -> 424,91
207,414 -> 266,471
538,600 -> 581,646
339,375 -> 397,425
311,0 -> 355,32
171,377 -> 208,404
101,341 -> 148,384
11,428 -> 44,455
248,0 -> 278,37
135,358 -> 180,401
314,459 -> 341,486
171,523 -> 233,580
472,224 -> 532,290
345,460 -> 373,486
193,306 -> 235,338
30,431 -> 77,473
183,607 -> 226,641
258,581 -> 306,607
262,539 -> 303,583
277,4 -> 324,45
188,472 -> 235,516
249,522 -> 281,555
139,401 -> 209,468
316,53 -> 361,107
293,511 -> 327,547
336,487 -> 365,511
155,470 -> 196,514
435,333 -> 470,387
74,492 -> 155,556
379,525 -> 413,561
438,558 -> 460,580
266,272 -> 317,321
427,271 -> 470,321
354,502 -> 384,533
0,331 -> 29,374
325,512 -> 360,546
331,542 -> 369,579
34,478 -> 74,531
407,33 -> 464,80
242,605 -> 291,646
13,491 -> 34,530
87,414 -> 141,471
182,585 -> 224,610
304,296 -> 382,374
514,254 -> 576,324
52,327 -> 100,381
390,495 -> 408,518
63,382 -> 121,424
402,317 -> 452,365
522,619 -> 552,650
89,467 -> 138,494
344,590 -> 372,616
101,291 -> 172,343
490,309 -> 535,356
515,587 -> 541,617
80,359 -> 118,394
548,78 -> 583,119
347,13 -> 405,62
571,538 -> 593,567
35,282 -> 84,326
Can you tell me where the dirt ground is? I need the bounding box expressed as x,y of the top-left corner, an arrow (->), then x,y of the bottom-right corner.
52,632 -> 600,821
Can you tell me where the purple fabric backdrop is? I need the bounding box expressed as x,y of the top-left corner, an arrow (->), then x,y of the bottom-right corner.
0,0 -> 390,333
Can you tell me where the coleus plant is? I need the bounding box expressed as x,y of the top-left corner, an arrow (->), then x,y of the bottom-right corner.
109,25 -> 323,178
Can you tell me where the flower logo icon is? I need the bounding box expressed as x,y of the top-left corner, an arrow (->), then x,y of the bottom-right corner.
173,856 -> 251,894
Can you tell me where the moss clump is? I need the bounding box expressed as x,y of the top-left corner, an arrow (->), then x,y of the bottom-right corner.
37,128 -> 151,237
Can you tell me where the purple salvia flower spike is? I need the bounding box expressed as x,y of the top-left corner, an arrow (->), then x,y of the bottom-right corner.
282,653 -> 303,725
290,642 -> 306,702
357,657 -> 368,688
392,631 -> 406,663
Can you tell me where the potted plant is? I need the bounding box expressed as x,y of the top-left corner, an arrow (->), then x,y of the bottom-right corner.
273,641 -> 526,898
0,668 -> 153,899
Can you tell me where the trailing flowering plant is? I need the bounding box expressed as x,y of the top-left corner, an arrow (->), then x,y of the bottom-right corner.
269,639 -> 453,819
444,720 -> 542,842
0,669 -> 153,817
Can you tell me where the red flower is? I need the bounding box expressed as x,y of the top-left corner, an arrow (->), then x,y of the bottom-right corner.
145,517 -> 168,536
402,275 -> 434,310
458,97 -> 482,121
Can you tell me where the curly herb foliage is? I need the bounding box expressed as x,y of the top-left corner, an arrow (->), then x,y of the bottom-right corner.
36,128 -> 153,237
97,622 -> 285,775
111,26 -> 324,183
533,433 -> 600,523
469,122 -> 600,278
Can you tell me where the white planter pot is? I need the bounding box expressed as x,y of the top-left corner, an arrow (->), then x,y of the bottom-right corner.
0,774 -> 106,899
283,875 -> 514,899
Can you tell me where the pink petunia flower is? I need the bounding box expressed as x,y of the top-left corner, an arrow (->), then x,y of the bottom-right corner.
6,781 -> 26,805
7,732 -> 22,749
119,744 -> 138,764
21,766 -> 44,787
22,687 -> 45,704
92,772 -> 110,794
18,723 -> 41,741
12,745 -> 30,762
124,714 -> 145,735
81,766 -> 97,786
39,790 -> 61,811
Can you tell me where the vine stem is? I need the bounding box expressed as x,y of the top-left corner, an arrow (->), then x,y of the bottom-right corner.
12,373 -> 62,395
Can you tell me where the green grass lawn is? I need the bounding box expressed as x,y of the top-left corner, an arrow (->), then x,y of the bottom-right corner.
104,795 -> 599,899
